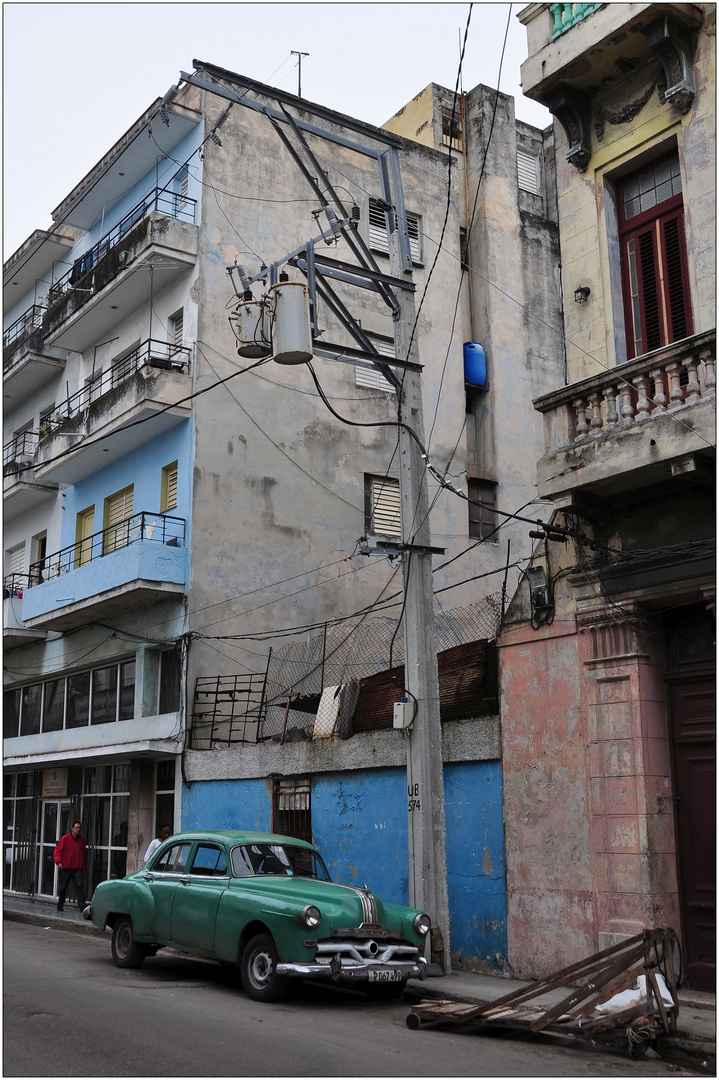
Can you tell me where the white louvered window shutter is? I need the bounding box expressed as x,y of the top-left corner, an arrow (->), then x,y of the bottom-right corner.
355,338 -> 396,393
369,200 -> 421,262
371,476 -> 401,537
517,150 -> 541,195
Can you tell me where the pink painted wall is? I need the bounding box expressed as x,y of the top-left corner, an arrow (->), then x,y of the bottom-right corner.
498,618 -> 595,979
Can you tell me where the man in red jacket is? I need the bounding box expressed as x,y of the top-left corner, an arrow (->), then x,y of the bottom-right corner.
54,820 -> 89,915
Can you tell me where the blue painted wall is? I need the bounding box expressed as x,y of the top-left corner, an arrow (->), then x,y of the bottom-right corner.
61,422 -> 193,565
181,759 -> 508,971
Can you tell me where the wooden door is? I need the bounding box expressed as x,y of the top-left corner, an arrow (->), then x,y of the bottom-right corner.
668,674 -> 715,991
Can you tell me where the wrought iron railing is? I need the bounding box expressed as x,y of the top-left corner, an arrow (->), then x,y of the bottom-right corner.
3,430 -> 39,472
38,339 -> 191,437
3,304 -> 45,354
28,512 -> 185,584
549,3 -> 602,39
3,573 -> 33,598
47,186 -> 197,307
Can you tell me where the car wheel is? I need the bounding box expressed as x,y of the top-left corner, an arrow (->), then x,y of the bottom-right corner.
241,934 -> 289,1002
111,916 -> 147,968
364,979 -> 407,1001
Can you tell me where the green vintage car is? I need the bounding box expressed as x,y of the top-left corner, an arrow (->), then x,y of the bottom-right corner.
89,829 -> 430,1001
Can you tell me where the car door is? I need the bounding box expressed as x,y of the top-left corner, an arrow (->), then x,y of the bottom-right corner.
142,841 -> 192,940
170,842 -> 230,953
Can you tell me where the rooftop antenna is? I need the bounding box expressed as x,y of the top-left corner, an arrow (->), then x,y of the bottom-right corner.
291,51 -> 309,98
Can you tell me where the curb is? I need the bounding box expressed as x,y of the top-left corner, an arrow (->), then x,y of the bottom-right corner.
4,906 -> 103,937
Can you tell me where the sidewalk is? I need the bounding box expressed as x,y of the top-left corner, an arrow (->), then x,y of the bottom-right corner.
5,893 -> 714,1065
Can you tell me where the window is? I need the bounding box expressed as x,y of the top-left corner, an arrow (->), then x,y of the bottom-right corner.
111,341 -> 141,387
74,506 -> 95,568
355,337 -> 396,393
6,659 -> 136,735
39,403 -> 55,435
368,199 -> 422,262
619,154 -> 692,359
83,371 -> 103,408
83,763 -> 131,885
173,168 -> 189,213
161,461 -> 178,511
103,486 -> 134,554
159,650 -> 181,713
190,845 -> 228,877
155,760 -> 176,835
30,533 -> 47,585
6,542 -> 25,578
169,309 -> 184,351
468,479 -> 498,541
441,106 -> 462,151
154,842 -> 192,873
272,780 -> 312,842
517,149 -> 541,195
365,475 -> 401,537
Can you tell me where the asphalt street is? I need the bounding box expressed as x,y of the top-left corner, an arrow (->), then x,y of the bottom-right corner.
3,920 -> 702,1078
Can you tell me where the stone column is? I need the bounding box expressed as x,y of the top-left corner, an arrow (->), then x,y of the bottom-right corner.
578,607 -> 680,949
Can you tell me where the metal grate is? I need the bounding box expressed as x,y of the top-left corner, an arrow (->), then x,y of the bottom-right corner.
190,672 -> 269,748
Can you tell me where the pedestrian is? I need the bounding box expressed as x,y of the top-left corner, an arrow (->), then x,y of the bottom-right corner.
54,820 -> 89,915
143,824 -> 172,865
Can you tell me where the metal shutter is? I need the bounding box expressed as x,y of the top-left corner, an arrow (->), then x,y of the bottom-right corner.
369,201 -> 421,261
371,477 -> 401,536
355,339 -> 396,393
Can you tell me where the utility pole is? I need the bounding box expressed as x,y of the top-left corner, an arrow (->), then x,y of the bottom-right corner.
291,51 -> 309,99
389,231 -> 451,975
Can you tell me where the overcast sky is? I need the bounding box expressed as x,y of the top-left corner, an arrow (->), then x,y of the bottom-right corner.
3,2 -> 551,259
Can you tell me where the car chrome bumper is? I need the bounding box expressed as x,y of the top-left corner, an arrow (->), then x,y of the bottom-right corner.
276,957 -> 427,981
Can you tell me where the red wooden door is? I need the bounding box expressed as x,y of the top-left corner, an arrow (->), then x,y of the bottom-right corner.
668,676 -> 715,991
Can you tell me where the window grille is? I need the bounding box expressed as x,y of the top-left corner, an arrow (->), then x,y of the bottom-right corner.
273,779 -> 312,843
441,106 -> 462,151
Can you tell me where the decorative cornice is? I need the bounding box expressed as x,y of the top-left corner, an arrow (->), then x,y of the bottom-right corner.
594,78 -> 659,142
643,15 -> 696,115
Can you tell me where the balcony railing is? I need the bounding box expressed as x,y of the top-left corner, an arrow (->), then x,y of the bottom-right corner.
3,304 -> 45,355
28,512 -> 185,584
38,339 -> 191,437
549,3 -> 602,39
558,339 -> 715,448
3,573 -> 33,598
47,186 -> 197,308
3,430 -> 38,472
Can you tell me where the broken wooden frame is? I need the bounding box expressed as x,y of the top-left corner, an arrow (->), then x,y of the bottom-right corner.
406,927 -> 680,1057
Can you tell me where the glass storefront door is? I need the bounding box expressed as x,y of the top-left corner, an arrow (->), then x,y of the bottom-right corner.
38,801 -> 72,898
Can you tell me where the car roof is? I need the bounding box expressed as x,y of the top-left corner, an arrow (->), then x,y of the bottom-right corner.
165,829 -> 318,851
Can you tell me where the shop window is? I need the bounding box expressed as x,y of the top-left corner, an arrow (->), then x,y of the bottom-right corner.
468,479 -> 498,540
272,779 -> 312,843
619,153 -> 692,359
365,474 -> 401,537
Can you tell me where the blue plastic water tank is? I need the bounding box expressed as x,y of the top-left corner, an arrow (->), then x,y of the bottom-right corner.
463,341 -> 487,387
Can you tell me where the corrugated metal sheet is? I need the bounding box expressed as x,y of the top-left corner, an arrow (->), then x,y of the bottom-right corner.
352,640 -> 490,731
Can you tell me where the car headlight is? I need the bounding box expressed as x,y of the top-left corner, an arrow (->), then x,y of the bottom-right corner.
413,912 -> 431,936
300,904 -> 322,929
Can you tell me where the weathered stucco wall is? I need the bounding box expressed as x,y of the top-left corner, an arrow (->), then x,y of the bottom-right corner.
497,618 -> 595,978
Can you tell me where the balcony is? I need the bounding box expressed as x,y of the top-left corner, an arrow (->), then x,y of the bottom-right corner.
3,574 -> 48,648
21,511 -> 187,632
534,331 -> 715,502
33,339 -> 192,484
3,305 -> 70,409
43,188 -> 198,352
3,431 -> 58,519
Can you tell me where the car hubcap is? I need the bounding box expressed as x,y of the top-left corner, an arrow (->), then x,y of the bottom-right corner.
118,925 -> 131,956
250,949 -> 273,987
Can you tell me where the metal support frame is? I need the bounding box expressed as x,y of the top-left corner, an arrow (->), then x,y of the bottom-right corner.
181,63 -> 451,971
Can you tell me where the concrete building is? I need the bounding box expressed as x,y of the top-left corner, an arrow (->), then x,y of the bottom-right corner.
4,63 -> 563,970
498,2 -> 715,989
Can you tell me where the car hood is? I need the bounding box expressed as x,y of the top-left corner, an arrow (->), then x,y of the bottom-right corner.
228,875 -> 417,934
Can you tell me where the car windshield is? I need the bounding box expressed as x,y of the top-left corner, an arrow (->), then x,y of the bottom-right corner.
231,843 -> 331,881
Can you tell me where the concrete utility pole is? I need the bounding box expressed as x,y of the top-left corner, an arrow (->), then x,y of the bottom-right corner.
389,232 -> 451,975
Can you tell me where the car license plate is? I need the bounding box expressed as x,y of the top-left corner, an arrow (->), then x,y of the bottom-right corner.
368,969 -> 403,982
